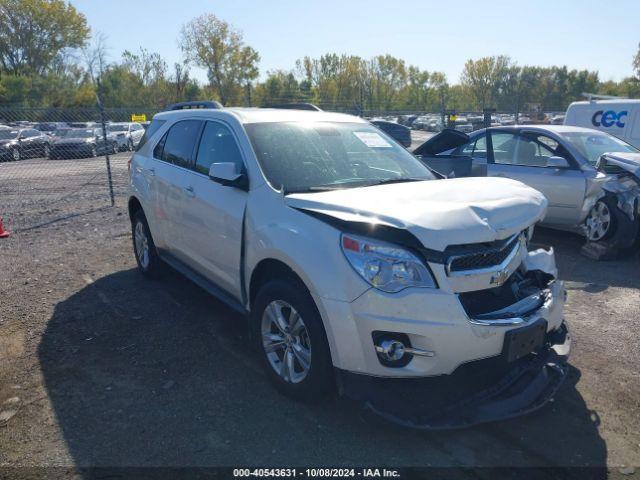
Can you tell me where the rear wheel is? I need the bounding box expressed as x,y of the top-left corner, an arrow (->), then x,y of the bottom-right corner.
132,210 -> 163,278
12,148 -> 20,161
252,279 -> 334,401
43,144 -> 50,158
90,145 -> 97,157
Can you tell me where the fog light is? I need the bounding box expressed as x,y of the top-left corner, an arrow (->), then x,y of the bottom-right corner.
376,339 -> 406,362
372,331 -> 435,368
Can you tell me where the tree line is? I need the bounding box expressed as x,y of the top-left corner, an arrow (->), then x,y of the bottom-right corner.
1,0 -> 640,114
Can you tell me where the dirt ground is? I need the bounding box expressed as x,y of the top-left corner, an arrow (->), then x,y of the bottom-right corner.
0,142 -> 639,476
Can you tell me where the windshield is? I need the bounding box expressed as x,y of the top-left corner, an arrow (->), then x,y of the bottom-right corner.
561,131 -> 639,164
245,121 -> 434,193
0,129 -> 18,140
109,124 -> 128,132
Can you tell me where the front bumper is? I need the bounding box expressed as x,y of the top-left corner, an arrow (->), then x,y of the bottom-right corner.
337,322 -> 570,429
319,270 -> 565,378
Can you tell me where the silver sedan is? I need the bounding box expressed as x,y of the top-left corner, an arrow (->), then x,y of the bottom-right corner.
415,125 -> 640,249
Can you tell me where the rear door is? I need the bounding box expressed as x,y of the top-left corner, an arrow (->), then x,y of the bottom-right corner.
487,130 -> 586,226
178,120 -> 248,298
147,119 -> 203,260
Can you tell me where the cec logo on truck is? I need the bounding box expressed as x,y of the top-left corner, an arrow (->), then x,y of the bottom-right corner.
591,110 -> 627,128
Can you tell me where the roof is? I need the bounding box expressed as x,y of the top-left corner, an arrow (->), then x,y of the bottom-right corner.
153,107 -> 366,125
482,124 -> 599,134
569,99 -> 640,105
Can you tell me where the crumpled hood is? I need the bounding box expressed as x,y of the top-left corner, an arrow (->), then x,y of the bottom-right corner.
286,177 -> 547,251
599,151 -> 640,178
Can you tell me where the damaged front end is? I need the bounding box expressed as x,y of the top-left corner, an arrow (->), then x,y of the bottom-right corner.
582,153 -> 640,252
597,153 -> 640,222
338,248 -> 571,430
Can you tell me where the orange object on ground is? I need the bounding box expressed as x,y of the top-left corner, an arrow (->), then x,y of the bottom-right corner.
0,218 -> 10,238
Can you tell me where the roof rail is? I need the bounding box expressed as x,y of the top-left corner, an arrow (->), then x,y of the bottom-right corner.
167,100 -> 223,111
582,92 -> 627,102
264,102 -> 322,111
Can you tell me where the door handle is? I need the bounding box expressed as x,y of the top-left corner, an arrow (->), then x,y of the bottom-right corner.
184,185 -> 195,197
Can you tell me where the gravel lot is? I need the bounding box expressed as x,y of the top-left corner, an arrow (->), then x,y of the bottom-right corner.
0,138 -> 639,475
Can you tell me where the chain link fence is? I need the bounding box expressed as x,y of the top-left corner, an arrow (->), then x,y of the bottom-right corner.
0,103 -> 560,241
0,107 -> 162,237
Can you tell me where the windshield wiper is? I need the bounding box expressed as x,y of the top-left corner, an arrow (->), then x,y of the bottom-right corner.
366,177 -> 428,187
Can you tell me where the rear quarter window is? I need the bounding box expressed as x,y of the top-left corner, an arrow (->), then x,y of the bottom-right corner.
136,119 -> 166,151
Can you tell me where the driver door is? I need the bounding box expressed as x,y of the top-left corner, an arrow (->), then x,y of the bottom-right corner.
487,131 -> 586,227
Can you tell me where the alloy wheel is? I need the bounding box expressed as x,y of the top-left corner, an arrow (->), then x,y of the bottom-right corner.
134,220 -> 150,269
585,201 -> 611,241
261,300 -> 312,384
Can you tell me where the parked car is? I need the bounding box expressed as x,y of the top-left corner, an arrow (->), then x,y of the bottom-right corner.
33,122 -> 69,135
49,128 -> 118,159
415,126 -> 640,249
370,119 -> 412,148
108,122 -> 146,151
564,99 -> 640,149
127,105 -> 569,428
0,126 -> 50,161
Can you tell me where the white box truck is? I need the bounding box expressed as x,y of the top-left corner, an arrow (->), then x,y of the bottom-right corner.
564,98 -> 640,148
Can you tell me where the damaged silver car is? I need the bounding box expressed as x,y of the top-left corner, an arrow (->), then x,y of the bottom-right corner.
415,126 -> 640,253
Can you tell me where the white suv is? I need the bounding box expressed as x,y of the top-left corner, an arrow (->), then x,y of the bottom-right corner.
128,104 -> 570,428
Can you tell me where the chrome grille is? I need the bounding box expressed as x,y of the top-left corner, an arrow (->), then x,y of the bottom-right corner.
447,234 -> 521,273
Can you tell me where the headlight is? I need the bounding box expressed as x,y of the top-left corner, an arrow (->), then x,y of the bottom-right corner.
340,233 -> 437,292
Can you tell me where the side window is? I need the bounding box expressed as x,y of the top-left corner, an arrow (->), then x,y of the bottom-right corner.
194,121 -> 244,175
460,134 -> 487,159
490,132 -> 519,164
137,119 -> 166,151
153,133 -> 167,160
492,132 -> 563,168
160,120 -> 203,168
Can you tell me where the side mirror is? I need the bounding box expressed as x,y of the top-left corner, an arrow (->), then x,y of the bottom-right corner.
546,156 -> 570,169
209,162 -> 248,190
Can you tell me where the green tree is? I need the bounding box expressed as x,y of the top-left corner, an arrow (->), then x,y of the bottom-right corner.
0,0 -> 89,75
633,42 -> 640,79
460,56 -> 513,110
179,14 -> 259,105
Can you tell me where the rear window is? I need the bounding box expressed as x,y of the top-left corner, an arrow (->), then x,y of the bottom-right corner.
136,119 -> 166,151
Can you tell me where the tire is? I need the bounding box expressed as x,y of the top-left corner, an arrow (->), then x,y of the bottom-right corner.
251,278 -> 334,401
111,143 -> 118,155
585,198 -> 616,242
43,144 -> 50,158
127,139 -> 134,151
90,145 -> 97,158
12,148 -> 20,161
131,210 -> 163,278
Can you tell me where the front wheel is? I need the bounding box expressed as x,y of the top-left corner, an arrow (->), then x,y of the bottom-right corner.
12,148 -> 20,161
43,144 -> 50,158
585,199 -> 615,242
252,279 -> 334,401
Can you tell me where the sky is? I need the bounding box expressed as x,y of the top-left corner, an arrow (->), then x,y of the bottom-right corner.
70,0 -> 640,84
